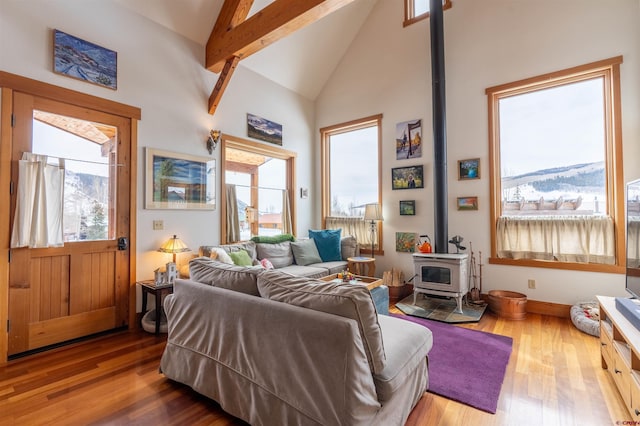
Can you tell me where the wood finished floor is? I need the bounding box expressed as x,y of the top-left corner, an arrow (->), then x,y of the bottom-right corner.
0,307 -> 631,425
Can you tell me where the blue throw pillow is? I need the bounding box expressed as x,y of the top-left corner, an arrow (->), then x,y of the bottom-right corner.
309,229 -> 342,262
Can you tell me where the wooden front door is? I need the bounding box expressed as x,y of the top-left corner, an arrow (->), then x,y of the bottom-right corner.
7,92 -> 131,356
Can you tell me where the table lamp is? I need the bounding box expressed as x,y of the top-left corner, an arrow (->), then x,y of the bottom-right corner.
158,235 -> 191,264
363,203 -> 383,258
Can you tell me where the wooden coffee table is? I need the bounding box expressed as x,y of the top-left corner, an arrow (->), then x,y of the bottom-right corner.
320,273 -> 383,291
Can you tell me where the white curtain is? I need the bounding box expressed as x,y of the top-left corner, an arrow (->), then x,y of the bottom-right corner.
326,216 -> 372,247
225,184 -> 241,243
282,190 -> 293,235
496,215 -> 615,264
11,153 -> 65,248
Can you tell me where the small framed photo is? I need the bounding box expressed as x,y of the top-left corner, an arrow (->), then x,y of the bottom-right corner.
392,165 -> 424,190
458,158 -> 480,180
457,196 -> 479,211
399,200 -> 416,215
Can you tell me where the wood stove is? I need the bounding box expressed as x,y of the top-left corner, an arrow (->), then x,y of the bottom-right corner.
412,253 -> 469,313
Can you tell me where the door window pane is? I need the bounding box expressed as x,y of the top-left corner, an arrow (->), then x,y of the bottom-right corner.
32,111 -> 116,242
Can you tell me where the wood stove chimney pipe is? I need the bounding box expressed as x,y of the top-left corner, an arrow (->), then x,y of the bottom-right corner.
430,0 -> 448,253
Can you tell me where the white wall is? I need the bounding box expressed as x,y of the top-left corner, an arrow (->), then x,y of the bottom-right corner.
0,0 -> 315,307
316,0 -> 640,304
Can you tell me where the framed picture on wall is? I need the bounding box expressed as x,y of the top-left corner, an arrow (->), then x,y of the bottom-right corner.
457,196 -> 479,211
53,29 -> 117,90
458,158 -> 480,180
395,119 -> 423,160
395,232 -> 417,253
392,165 -> 424,190
247,113 -> 283,145
399,200 -> 416,215
145,148 -> 216,210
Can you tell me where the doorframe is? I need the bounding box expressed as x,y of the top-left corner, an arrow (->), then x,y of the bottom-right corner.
0,71 -> 141,364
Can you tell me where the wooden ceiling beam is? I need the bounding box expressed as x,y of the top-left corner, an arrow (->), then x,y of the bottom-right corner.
206,0 -> 356,73
207,0 -> 253,115
208,56 -> 240,115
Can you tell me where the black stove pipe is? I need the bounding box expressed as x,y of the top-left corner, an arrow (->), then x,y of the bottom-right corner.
429,0 -> 448,253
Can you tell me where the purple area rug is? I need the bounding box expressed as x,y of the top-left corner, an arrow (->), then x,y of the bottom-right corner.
391,313 -> 513,414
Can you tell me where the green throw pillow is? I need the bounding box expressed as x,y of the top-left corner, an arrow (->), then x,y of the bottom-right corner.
229,250 -> 253,266
250,234 -> 296,244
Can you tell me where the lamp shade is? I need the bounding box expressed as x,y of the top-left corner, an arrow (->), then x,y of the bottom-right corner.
364,203 -> 383,221
158,235 -> 191,263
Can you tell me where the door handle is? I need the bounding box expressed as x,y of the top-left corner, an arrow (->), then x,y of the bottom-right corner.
117,237 -> 129,251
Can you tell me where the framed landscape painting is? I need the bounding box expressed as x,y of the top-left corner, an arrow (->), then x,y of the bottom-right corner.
145,148 -> 216,210
392,165 -> 424,190
247,113 -> 283,145
457,196 -> 479,211
399,200 -> 416,215
53,29 -> 117,90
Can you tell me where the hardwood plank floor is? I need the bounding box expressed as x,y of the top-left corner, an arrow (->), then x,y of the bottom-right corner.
0,307 -> 631,425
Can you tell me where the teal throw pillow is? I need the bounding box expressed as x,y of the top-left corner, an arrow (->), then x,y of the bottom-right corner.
290,238 -> 323,266
228,249 -> 253,266
309,229 -> 342,262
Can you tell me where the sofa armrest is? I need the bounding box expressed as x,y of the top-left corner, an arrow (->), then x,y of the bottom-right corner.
161,279 -> 380,425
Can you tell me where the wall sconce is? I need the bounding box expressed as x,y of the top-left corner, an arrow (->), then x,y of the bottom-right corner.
207,130 -> 221,154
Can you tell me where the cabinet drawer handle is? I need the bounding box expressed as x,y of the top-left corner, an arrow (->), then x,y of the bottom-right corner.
601,342 -> 607,347
615,368 -> 622,374
635,408 -> 639,416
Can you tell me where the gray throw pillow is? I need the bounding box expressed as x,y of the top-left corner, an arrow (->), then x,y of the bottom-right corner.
290,238 -> 322,266
255,242 -> 294,268
257,269 -> 386,374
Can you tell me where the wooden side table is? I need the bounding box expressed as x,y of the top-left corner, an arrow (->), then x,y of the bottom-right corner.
139,280 -> 174,335
347,256 -> 376,277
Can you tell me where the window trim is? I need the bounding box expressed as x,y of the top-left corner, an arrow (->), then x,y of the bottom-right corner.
403,0 -> 452,27
220,134 -> 297,243
486,56 -> 625,273
320,114 -> 383,255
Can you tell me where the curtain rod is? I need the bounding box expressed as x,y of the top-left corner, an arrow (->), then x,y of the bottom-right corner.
227,183 -> 286,192
28,152 -> 123,167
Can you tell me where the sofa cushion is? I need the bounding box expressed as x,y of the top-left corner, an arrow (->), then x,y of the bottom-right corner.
341,235 -> 358,260
256,242 -> 294,268
374,315 -> 433,402
209,247 -> 234,264
229,250 -> 253,266
309,229 -> 342,262
290,238 -> 322,266
200,241 -> 258,265
278,264 -> 328,278
307,260 -> 348,276
257,269 -> 386,374
189,257 -> 261,296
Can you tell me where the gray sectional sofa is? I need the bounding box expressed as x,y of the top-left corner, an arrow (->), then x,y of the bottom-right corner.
198,236 -> 357,278
160,266 -> 433,426
193,235 -> 389,315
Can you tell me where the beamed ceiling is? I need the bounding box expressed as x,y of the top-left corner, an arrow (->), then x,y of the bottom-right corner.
114,0 -> 378,112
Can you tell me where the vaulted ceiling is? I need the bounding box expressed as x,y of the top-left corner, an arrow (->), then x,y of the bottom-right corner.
114,0 -> 377,102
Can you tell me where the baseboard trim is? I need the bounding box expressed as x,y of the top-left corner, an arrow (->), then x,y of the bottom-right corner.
479,294 -> 571,318
526,299 -> 571,318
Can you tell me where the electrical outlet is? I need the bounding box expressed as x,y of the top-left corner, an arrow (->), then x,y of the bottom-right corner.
528,279 -> 536,289
153,220 -> 164,230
